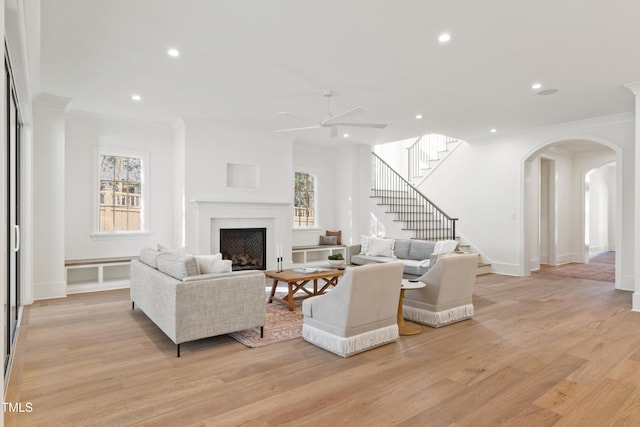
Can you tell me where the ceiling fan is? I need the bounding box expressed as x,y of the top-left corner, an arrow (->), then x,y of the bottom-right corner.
276,90 -> 387,138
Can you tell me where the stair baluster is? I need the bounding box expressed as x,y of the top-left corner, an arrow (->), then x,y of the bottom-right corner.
372,152 -> 457,241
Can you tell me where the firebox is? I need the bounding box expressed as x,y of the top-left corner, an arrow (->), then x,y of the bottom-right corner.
219,228 -> 266,271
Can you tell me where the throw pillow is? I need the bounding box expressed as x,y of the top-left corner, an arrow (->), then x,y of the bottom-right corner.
433,239 -> 458,254
156,253 -> 199,280
319,235 -> 338,245
157,244 -> 187,255
359,235 -> 373,255
367,237 -> 395,257
194,253 -> 224,274
325,230 -> 342,245
209,259 -> 232,274
139,247 -> 160,268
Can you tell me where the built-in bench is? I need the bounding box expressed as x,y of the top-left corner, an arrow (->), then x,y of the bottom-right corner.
291,245 -> 346,267
65,256 -> 137,294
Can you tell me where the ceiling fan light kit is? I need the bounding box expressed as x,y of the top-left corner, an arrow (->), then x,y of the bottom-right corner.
276,90 -> 387,137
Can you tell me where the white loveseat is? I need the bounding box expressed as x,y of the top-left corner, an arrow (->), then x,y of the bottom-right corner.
130,250 -> 266,357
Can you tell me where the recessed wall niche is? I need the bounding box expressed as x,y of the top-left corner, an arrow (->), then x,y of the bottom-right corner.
226,163 -> 259,189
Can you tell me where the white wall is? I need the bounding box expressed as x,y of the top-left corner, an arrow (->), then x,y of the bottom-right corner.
396,113 -> 634,287
587,164 -> 616,255
182,119 -> 293,253
64,112 -> 175,259
172,118 -> 186,247
292,144 -> 337,246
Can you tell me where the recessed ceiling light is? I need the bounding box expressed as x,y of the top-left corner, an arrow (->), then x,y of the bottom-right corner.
538,89 -> 559,96
343,133 -> 349,138
438,33 -> 451,43
131,94 -> 141,101
415,114 -> 423,119
531,83 -> 542,90
167,48 -> 180,58
490,128 -> 497,133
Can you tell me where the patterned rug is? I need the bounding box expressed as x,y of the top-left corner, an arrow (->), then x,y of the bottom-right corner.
537,262 -> 615,283
228,291 -> 303,348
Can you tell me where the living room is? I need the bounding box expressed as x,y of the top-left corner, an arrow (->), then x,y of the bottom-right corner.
5,0 -> 640,425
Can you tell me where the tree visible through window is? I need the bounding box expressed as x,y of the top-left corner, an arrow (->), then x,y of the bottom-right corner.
99,155 -> 142,232
294,172 -> 316,227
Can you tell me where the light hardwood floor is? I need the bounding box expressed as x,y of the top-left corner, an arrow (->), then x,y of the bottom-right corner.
6,272 -> 640,426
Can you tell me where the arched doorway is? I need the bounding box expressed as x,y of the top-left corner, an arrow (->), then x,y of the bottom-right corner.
521,138 -> 621,286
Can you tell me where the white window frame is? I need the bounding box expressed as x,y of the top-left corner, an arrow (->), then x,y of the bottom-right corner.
293,169 -> 318,229
91,147 -> 150,239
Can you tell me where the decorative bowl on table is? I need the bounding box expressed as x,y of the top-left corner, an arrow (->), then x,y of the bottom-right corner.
328,253 -> 346,267
328,259 -> 346,267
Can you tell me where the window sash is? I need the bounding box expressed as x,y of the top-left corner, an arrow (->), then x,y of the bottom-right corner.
98,154 -> 144,233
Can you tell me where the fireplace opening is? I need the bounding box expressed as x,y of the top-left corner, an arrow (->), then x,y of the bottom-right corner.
219,228 -> 266,271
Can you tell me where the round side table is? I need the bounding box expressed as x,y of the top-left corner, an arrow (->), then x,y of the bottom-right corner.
398,279 -> 426,335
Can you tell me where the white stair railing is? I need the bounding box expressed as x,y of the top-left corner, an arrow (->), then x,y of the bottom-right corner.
407,133 -> 459,184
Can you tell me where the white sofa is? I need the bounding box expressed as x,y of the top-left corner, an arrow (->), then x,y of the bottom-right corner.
348,238 -> 458,276
130,251 -> 266,357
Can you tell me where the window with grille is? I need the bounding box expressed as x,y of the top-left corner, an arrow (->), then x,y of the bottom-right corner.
98,154 -> 143,232
293,171 -> 317,228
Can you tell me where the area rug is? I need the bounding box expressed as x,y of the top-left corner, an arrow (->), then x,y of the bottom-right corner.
228,292 -> 303,348
537,262 -> 615,283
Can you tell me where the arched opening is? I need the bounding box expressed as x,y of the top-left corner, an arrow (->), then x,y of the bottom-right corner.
522,138 -> 620,286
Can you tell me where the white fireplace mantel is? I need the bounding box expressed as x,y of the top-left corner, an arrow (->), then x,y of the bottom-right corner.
191,200 -> 292,269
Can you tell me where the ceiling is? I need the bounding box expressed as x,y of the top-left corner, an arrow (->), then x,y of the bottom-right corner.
38,0 -> 640,145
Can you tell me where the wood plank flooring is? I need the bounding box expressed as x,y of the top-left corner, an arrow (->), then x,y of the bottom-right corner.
6,272 -> 640,426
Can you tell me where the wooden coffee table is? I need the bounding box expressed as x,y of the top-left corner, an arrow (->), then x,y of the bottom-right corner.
266,268 -> 344,311
399,279 -> 426,335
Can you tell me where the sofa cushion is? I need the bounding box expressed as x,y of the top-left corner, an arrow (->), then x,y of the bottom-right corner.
408,240 -> 435,260
140,247 -> 160,268
401,259 -> 431,276
194,253 -> 223,274
350,254 -> 391,265
393,239 -> 411,259
157,253 -> 199,280
325,230 -> 342,245
367,237 -> 395,257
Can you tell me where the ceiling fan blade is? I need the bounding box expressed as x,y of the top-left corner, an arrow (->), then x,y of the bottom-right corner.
277,111 -> 316,123
330,126 -> 338,138
321,106 -> 367,125
330,122 -> 388,129
275,125 -> 322,133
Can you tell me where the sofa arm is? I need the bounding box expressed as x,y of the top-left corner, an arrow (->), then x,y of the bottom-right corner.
346,245 -> 362,265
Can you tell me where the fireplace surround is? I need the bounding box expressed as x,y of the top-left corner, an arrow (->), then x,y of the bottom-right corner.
191,200 -> 291,271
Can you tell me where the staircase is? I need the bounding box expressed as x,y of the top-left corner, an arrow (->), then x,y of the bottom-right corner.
371,152 -> 491,275
372,153 -> 457,240
408,133 -> 460,185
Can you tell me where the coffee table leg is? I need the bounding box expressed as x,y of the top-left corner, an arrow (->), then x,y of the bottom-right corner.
287,282 -> 294,311
268,279 -> 278,303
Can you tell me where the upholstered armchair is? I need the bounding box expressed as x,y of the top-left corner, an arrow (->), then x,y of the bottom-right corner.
402,253 -> 479,328
302,262 -> 404,357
